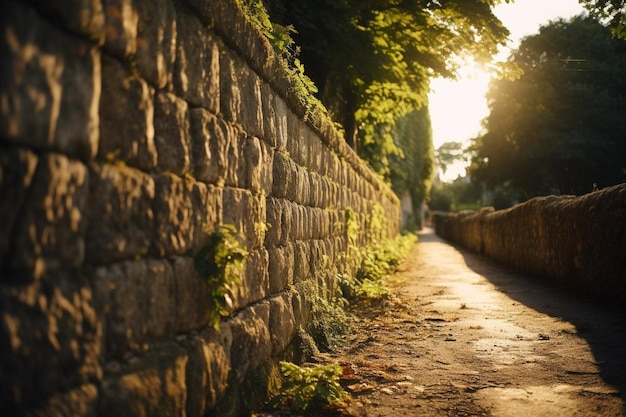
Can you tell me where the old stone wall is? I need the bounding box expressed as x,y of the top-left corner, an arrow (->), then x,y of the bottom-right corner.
432,184 -> 626,301
0,0 -> 401,415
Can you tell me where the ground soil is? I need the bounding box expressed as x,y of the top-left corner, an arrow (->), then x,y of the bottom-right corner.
327,228 -> 626,416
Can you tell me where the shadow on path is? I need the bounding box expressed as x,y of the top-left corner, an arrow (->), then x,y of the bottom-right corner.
445,231 -> 626,404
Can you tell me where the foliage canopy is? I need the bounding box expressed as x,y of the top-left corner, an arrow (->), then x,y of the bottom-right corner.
469,16 -> 626,198
580,0 -> 626,39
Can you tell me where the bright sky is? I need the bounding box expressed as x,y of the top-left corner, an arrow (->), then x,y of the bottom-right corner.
428,0 -> 587,179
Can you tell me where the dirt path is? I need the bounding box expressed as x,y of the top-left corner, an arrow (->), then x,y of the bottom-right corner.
333,228 -> 626,416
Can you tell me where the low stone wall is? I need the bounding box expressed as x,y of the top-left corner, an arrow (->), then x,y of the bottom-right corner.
432,184 -> 626,301
0,0 -> 400,415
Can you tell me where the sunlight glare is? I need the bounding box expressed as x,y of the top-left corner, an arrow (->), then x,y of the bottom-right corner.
429,61 -> 492,180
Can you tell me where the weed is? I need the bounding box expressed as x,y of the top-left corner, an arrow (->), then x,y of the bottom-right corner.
194,225 -> 248,329
310,295 -> 352,352
268,361 -> 351,412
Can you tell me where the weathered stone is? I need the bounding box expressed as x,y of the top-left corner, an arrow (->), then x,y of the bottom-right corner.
239,66 -> 263,139
134,0 -> 176,89
101,0 -> 138,58
269,292 -> 295,356
188,182 -> 223,253
27,384 -> 99,417
267,243 -> 294,294
173,5 -> 219,111
86,163 -> 154,264
229,248 -> 269,311
29,0 -> 105,43
291,281 -> 314,326
154,92 -> 191,175
285,108 -> 299,157
182,324 -> 232,416
294,166 -> 310,206
222,187 -> 265,250
0,273 -> 102,411
152,173 -> 194,256
264,197 -> 283,247
92,259 -> 175,358
0,147 -> 38,272
273,94 -> 289,151
245,248 -> 269,304
271,152 -> 293,199
260,83 -> 276,147
9,153 -> 88,281
229,302 -> 271,382
243,136 -> 273,194
99,342 -> 187,417
224,124 -> 243,188
0,1 -> 100,160
171,256 -> 211,333
219,48 -> 242,124
305,126 -> 323,173
288,204 -> 303,242
189,109 -> 229,185
98,55 -> 157,170
293,240 -> 311,282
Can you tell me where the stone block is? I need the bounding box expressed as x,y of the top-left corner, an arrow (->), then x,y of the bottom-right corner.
182,324 -> 232,416
101,0 -> 138,58
273,94 -> 289,151
294,166 -> 310,206
98,55 -> 157,170
153,173 -> 215,256
245,248 -> 269,304
269,292 -> 295,356
28,384 -> 99,417
224,124 -> 244,188
267,243 -> 294,294
264,197 -> 284,247
271,152 -> 294,199
28,0 -> 105,43
289,204 -> 304,242
239,66 -> 263,139
0,273 -> 102,410
98,342 -> 187,417
189,182 -> 223,252
292,240 -> 311,283
154,92 -> 191,175
173,5 -> 219,111
291,281 -> 314,326
286,106 -> 302,160
305,127 -> 323,173
86,163 -> 154,264
92,259 -> 175,358
219,48 -> 242,125
9,153 -> 88,281
260,83 -> 277,147
0,147 -> 38,272
308,171 -> 320,208
134,0 -> 176,89
229,302 -> 271,382
228,247 -> 269,312
189,109 -> 229,185
243,136 -> 273,194
171,256 -> 211,333
0,1 -> 100,160
222,187 -> 265,250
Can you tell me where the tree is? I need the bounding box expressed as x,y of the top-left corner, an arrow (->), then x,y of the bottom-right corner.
580,0 -> 626,39
469,16 -> 626,197
263,0 -> 510,179
435,141 -> 467,176
389,106 -> 435,227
